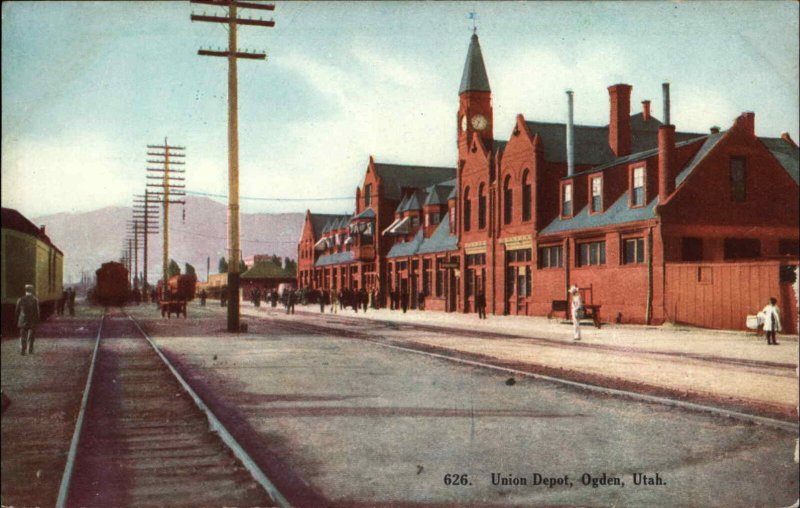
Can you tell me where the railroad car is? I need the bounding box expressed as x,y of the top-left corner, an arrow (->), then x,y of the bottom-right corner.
1,207 -> 64,331
157,274 -> 198,301
94,261 -> 130,306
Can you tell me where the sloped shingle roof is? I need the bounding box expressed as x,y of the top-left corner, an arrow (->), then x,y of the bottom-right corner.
459,33 -> 491,94
373,163 -> 455,200
313,213 -> 351,237
540,192 -> 658,235
241,260 -> 294,279
1,207 -> 63,255
761,137 -> 799,185
315,250 -> 355,267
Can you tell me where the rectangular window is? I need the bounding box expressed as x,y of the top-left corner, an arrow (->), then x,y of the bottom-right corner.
724,238 -> 760,260
591,177 -> 602,213
435,258 -> 444,296
778,239 -> 799,256
623,238 -> 645,264
410,216 -> 419,229
537,245 -> 563,268
578,241 -> 606,266
422,259 -> 431,295
681,237 -> 703,262
562,183 -> 573,217
364,184 -> 372,207
730,157 -> 746,202
463,199 -> 471,232
632,167 -> 645,206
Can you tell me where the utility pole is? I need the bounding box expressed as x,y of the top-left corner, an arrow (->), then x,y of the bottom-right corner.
146,139 -> 186,300
133,190 -> 160,301
192,0 -> 275,333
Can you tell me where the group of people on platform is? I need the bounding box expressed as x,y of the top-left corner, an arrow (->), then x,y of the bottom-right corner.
312,287 -> 375,314
56,287 -> 76,317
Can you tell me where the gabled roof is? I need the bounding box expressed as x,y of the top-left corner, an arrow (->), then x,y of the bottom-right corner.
459,33 -> 491,94
352,207 -> 375,220
241,260 -> 294,279
423,181 -> 455,207
525,119 -> 704,167
312,213 -> 351,237
397,190 -> 426,213
387,219 -> 458,258
315,250 -> 355,267
540,192 -> 658,235
580,136 -> 706,176
761,137 -> 799,184
1,207 -> 63,255
321,214 -> 352,234
675,132 -> 726,186
373,162 -> 455,200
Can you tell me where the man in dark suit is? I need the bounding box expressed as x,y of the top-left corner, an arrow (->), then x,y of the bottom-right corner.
16,284 -> 40,355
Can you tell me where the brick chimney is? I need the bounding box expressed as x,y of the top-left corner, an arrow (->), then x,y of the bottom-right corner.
735,112 -> 755,135
781,132 -> 797,147
608,84 -> 632,157
658,125 -> 676,203
641,100 -> 651,122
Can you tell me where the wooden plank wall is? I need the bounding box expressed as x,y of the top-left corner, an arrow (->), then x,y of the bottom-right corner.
664,261 -> 798,334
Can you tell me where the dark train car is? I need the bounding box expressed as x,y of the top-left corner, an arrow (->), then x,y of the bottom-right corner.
157,274 -> 198,301
94,261 -> 130,306
1,208 -> 64,331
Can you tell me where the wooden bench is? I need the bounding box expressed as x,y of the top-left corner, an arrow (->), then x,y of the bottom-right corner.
160,300 -> 187,319
551,299 -> 602,328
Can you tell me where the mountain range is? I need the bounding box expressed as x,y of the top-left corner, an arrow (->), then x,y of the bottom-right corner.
33,196 -> 304,284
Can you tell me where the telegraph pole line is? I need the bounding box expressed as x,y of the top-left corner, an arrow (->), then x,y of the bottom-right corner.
133,189 -> 160,301
146,139 -> 186,300
191,0 -> 275,332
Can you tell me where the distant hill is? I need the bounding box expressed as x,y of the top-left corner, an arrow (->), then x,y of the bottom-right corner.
33,196 -> 304,284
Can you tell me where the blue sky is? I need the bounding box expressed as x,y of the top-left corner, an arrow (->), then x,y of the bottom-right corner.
3,1 -> 798,217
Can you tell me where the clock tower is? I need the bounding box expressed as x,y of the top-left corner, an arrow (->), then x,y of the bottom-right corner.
457,32 -> 493,154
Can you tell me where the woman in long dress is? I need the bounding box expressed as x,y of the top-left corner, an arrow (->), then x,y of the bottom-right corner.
760,297 -> 782,345
569,285 -> 582,341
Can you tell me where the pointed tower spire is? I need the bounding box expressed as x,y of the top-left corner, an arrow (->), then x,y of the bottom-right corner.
459,33 -> 491,94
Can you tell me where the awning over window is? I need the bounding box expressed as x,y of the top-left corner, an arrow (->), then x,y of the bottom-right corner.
383,216 -> 411,236
314,237 -> 328,251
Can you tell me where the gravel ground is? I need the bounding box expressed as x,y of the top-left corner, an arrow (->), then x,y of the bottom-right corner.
125,302 -> 799,507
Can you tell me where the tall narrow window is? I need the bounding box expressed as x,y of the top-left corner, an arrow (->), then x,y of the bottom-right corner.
364,183 -> 372,207
503,176 -> 513,224
562,183 -> 573,217
730,157 -> 746,202
478,183 -> 487,230
632,167 -> 645,206
522,170 -> 532,221
463,187 -> 472,232
591,177 -> 602,213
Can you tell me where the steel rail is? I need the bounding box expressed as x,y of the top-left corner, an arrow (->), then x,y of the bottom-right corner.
55,311 -> 105,508
260,312 -> 799,434
126,313 -> 291,508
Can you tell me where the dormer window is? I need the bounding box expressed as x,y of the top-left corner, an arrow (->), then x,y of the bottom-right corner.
562,182 -> 573,217
590,176 -> 602,213
631,167 -> 645,207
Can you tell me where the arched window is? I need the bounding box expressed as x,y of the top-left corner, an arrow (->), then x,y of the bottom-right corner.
503,175 -> 513,225
463,187 -> 472,232
478,183 -> 487,230
522,170 -> 532,222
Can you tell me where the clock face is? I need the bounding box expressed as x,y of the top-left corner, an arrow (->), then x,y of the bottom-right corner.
471,114 -> 488,131
460,115 -> 467,132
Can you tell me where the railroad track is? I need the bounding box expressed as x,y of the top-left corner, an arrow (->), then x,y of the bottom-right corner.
254,309 -> 799,433
56,308 -> 288,508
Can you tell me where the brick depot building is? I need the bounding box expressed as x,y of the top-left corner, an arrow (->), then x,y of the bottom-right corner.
298,33 -> 799,333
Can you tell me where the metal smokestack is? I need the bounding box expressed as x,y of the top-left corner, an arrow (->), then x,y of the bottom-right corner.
662,82 -> 671,126
566,90 -> 575,176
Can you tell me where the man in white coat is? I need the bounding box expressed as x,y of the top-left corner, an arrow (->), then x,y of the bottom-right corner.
760,297 -> 782,345
569,285 -> 583,341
